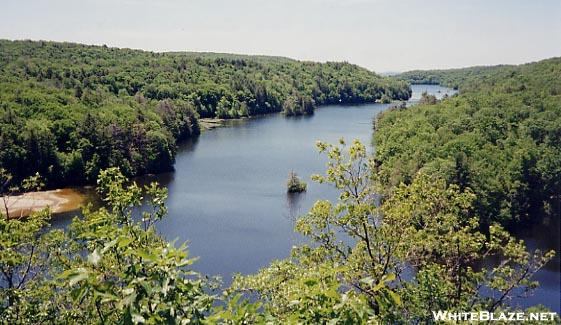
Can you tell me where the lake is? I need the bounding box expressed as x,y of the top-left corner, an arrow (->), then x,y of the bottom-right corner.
144,85 -> 457,278
53,85 -> 559,313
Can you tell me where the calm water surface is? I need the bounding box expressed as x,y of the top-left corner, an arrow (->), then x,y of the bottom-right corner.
148,85 -> 457,278
54,85 -> 559,312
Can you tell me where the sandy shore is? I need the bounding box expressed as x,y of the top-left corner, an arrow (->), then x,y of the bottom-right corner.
1,188 -> 86,219
199,118 -> 226,130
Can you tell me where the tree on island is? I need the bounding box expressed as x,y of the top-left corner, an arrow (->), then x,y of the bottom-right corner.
286,171 -> 307,193
418,91 -> 438,105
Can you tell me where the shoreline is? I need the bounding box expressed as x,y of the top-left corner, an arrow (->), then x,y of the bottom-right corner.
2,93 -> 435,220
199,118 -> 227,130
1,188 -> 87,219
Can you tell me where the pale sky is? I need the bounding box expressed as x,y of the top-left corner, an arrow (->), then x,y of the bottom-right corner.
1,0 -> 560,72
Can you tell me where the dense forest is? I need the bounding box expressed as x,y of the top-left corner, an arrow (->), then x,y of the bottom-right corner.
0,40 -> 410,188
396,60 -> 561,95
376,58 -> 561,226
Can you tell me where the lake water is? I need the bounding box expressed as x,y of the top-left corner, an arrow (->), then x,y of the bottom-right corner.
145,85 -> 457,278
53,85 -> 559,313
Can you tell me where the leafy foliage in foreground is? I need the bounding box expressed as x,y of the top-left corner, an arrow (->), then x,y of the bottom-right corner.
1,144 -> 555,323
0,39 -> 410,188
378,57 -> 561,225
229,140 -> 555,323
1,168 -> 217,323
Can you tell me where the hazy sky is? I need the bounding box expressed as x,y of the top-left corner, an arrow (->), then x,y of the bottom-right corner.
1,0 -> 560,72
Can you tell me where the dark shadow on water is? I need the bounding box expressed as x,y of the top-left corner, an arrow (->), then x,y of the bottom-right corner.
134,171 -> 175,189
177,136 -> 200,153
285,191 -> 306,222
511,214 -> 560,273
284,114 -> 314,121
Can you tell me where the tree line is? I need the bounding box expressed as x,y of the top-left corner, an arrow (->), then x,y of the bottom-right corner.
0,40 -> 411,188
377,57 -> 561,226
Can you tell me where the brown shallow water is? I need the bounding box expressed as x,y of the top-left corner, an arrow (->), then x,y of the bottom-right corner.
1,187 -> 89,219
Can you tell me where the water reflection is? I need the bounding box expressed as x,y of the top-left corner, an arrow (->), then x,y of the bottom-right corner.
177,136 -> 200,154
285,192 -> 306,222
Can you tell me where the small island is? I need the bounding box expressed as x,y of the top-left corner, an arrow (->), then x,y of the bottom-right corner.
286,171 -> 307,193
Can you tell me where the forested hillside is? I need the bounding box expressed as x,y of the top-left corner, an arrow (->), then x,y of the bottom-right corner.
0,40 -> 410,187
396,59 -> 561,95
396,65 -> 510,89
377,58 -> 561,225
